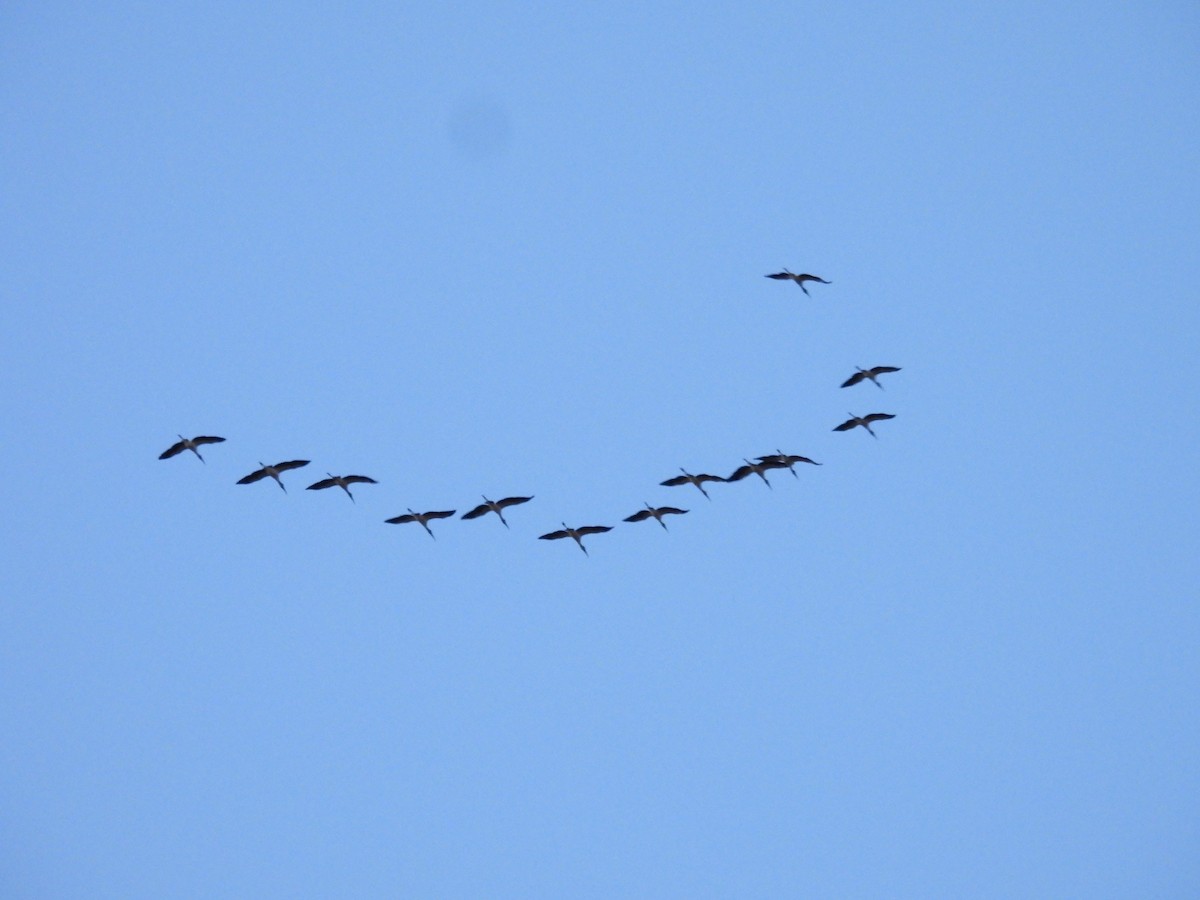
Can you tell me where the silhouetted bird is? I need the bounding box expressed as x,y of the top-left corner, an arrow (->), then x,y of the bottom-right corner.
756,450 -> 822,478
623,503 -> 688,531
385,508 -> 456,539
236,460 -> 310,493
660,468 -> 725,500
764,269 -> 831,296
539,523 -> 613,556
159,434 -> 225,464
460,495 -> 534,529
841,366 -> 901,390
306,473 -> 378,502
727,457 -> 788,489
833,413 -> 896,438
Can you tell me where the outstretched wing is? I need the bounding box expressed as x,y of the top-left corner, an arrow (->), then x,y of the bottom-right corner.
158,440 -> 187,459
659,507 -> 688,516
193,436 -> 226,446
497,495 -> 533,509
307,478 -> 337,490
660,475 -> 689,487
727,465 -> 754,482
576,525 -> 612,536
871,366 -> 901,376
385,514 -> 418,525
343,475 -> 377,485
461,503 -> 490,520
833,419 -> 860,432
840,371 -> 866,388
765,272 -> 794,281
237,468 -> 269,485
624,510 -> 653,523
797,274 -> 830,284
539,530 -> 569,541
863,413 -> 896,424
274,459 -> 310,471
425,510 -> 456,520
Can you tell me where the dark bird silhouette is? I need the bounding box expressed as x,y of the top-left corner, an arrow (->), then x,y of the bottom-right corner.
385,508 -> 456,539
660,468 -> 726,500
727,457 -> 788,489
236,459 -> 310,493
539,523 -> 613,556
765,269 -> 832,296
306,473 -> 378,502
833,412 -> 896,438
756,450 -> 822,478
623,503 -> 688,531
158,434 -> 225,464
841,366 -> 901,390
460,495 -> 534,529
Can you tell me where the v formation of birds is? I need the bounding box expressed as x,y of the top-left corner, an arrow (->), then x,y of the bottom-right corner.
160,271 -> 901,555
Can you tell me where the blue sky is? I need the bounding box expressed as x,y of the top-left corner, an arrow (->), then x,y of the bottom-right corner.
3,2 -> 1199,896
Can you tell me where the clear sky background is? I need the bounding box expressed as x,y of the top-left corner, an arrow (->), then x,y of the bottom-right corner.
3,2 -> 1199,897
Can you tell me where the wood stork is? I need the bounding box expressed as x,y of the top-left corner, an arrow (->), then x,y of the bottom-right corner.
833,412 -> 896,438
158,434 -> 225,464
841,366 -> 901,389
236,460 -> 310,493
538,523 -> 613,556
756,450 -> 822,478
305,473 -> 378,502
764,269 -> 831,296
660,468 -> 725,500
623,503 -> 688,530
385,508 -> 456,539
727,457 -> 788,489
460,495 -> 534,529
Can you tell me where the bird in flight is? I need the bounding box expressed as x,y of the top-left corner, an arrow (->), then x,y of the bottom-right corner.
727,457 -> 788,489
159,434 -> 226,464
539,523 -> 613,556
841,366 -> 901,390
460,495 -> 534,529
764,269 -> 831,295
385,508 -> 457,539
306,473 -> 378,502
756,450 -> 822,478
623,503 -> 688,531
833,412 -> 896,438
236,459 -> 310,493
660,468 -> 725,500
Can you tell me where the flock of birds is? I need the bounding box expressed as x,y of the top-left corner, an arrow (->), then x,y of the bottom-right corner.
159,270 -> 900,555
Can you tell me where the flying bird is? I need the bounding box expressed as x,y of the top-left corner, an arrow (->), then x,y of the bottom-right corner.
306,473 -> 378,502
833,412 -> 896,438
660,468 -> 726,500
841,366 -> 902,390
764,269 -> 832,296
460,495 -> 534,529
538,523 -> 613,556
756,450 -> 822,478
623,503 -> 688,531
727,457 -> 788,489
385,508 -> 457,539
158,434 -> 225,464
236,459 -> 310,493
